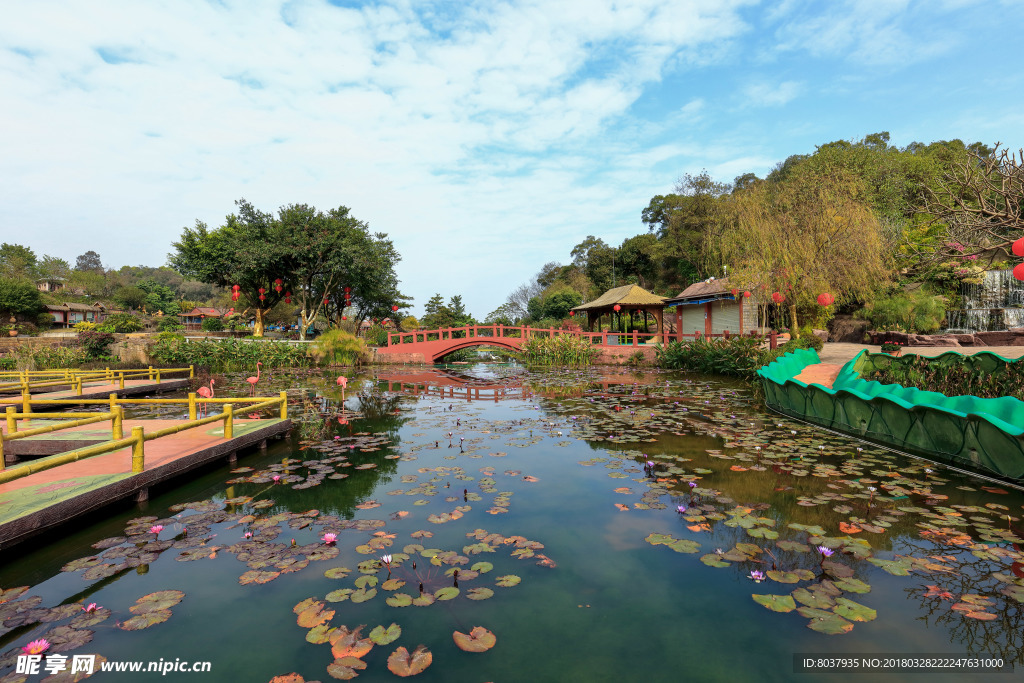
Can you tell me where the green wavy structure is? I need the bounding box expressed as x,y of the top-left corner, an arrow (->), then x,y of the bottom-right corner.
756,348 -> 1024,482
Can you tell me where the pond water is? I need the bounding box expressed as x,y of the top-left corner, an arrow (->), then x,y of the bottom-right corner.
1,364 -> 1022,682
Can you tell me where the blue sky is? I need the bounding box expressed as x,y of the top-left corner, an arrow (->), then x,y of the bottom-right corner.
2,0 -> 1022,318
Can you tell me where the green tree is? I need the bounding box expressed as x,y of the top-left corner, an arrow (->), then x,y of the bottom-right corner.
75,250 -> 103,272
541,288 -> 582,319
0,243 -> 38,280
113,286 -> 147,311
37,255 -> 71,282
722,166 -> 890,337
0,278 -> 43,317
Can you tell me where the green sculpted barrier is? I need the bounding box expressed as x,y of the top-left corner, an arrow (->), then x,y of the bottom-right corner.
756,349 -> 1024,482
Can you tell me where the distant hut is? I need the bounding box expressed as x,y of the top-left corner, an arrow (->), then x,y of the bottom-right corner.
663,278 -> 760,337
179,306 -> 225,331
570,284 -> 667,340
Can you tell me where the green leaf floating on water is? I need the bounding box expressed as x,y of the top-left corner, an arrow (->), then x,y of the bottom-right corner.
412,593 -> 436,606
766,571 -> 801,584
776,540 -> 810,553
466,587 -> 494,601
326,589 -> 353,603
351,587 -> 376,603
833,578 -> 871,594
867,558 -> 911,576
745,527 -> 779,540
495,575 -> 521,587
752,594 -> 796,613
370,623 -> 402,645
471,561 -> 494,573
119,609 -> 172,630
324,567 -> 351,579
734,543 -> 762,556
833,598 -> 876,622
668,539 -> 701,553
434,587 -> 460,601
354,575 -> 378,589
700,554 -> 730,568
307,623 -> 335,644
386,593 -> 413,607
791,588 -> 835,609
807,613 -> 855,635
644,533 -> 674,546
382,579 -> 406,591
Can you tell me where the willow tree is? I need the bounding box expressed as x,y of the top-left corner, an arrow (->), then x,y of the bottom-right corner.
721,168 -> 890,337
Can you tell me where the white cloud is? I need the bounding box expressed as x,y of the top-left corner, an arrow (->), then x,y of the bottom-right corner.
742,80 -> 803,107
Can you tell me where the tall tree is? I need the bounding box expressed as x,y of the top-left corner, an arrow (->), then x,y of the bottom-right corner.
75,250 -> 104,272
722,166 -> 890,336
0,243 -> 38,281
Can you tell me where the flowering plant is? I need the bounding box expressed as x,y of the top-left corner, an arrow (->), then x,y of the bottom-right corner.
880,341 -> 903,353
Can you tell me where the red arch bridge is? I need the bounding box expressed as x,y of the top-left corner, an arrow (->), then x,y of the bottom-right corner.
376,324 -> 765,363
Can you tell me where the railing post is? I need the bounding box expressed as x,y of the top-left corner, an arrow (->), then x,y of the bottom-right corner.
119,371 -> 125,389
224,404 -> 234,439
113,406 -> 123,440
188,392 -> 197,420
148,366 -> 154,381
76,377 -> 83,396
770,330 -> 778,349
21,388 -> 31,417
0,436 -> 5,471
105,366 -> 111,381
6,406 -> 16,434
131,426 -> 145,473
632,330 -> 638,346
156,369 -> 161,384
280,391 -> 288,420
189,365 -> 195,379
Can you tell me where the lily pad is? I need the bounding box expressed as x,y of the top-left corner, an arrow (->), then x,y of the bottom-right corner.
326,589 -> 353,603
387,645 -> 432,677
495,575 -> 521,587
354,576 -> 378,589
791,588 -> 835,609
807,613 -> 854,635
471,561 -> 494,573
386,593 -> 413,607
369,623 -> 402,645
700,554 -> 730,568
381,579 -> 406,591
326,656 -> 367,680
668,539 -> 701,553
867,558 -> 911,576
130,590 -> 185,614
297,602 -> 334,628
324,567 -> 351,579
119,609 -> 171,630
833,598 -> 876,622
766,571 -> 801,584
434,587 -> 460,601
412,593 -> 436,607
453,626 -> 496,652
833,578 -> 872,594
307,623 -> 336,644
752,594 -> 796,613
466,588 -> 494,601
350,588 -> 376,604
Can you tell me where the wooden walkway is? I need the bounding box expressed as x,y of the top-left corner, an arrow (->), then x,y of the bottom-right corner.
0,378 -> 189,406
0,415 -> 290,548
792,363 -> 843,389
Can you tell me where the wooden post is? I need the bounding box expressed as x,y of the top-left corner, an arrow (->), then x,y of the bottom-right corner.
189,365 -> 195,379
155,369 -> 161,384
632,330 -> 638,346
21,388 -> 31,417
224,404 -> 234,439
188,392 -> 197,420
118,372 -> 124,389
113,406 -> 123,440
131,426 -> 145,473
148,366 -> 154,381
770,330 -> 778,349
105,366 -> 111,381
0,435 -> 5,471
280,391 -> 288,420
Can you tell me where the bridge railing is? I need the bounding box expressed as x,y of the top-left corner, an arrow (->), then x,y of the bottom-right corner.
386,325 -> 769,349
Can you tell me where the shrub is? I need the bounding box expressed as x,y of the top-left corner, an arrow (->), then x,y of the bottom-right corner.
100,313 -> 144,333
73,321 -> 97,331
657,335 -> 771,379
401,315 -> 420,330
32,345 -> 89,369
156,317 -> 184,332
149,336 -> 311,371
311,329 -> 370,366
522,334 -> 595,365
0,356 -> 15,370
201,316 -> 225,332
362,324 -> 389,347
78,330 -> 116,359
36,313 -> 54,330
855,290 -> 945,334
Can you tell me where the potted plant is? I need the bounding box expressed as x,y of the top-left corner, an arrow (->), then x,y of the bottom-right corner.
6,316 -> 16,337
880,341 -> 903,356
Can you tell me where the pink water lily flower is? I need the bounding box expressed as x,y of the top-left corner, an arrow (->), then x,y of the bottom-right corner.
83,603 -> 100,613
381,554 -> 392,566
323,532 -> 338,545
749,570 -> 765,583
272,475 -> 281,483
22,639 -> 50,655
149,525 -> 164,534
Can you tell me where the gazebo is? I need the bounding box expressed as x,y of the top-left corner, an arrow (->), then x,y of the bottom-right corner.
570,284 -> 667,337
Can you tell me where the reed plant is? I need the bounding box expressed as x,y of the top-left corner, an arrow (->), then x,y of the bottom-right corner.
522,334 -> 596,365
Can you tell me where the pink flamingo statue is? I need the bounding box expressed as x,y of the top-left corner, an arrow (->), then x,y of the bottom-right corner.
336,375 -> 347,401
196,379 -> 215,417
246,362 -> 262,396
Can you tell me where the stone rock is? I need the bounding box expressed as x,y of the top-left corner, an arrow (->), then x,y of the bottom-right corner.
828,315 -> 869,343
869,331 -> 909,345
908,334 -> 960,347
974,331 -> 1019,346
953,334 -> 977,345
812,329 -> 829,343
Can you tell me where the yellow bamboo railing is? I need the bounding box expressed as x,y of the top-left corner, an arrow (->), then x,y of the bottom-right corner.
0,390 -> 287,483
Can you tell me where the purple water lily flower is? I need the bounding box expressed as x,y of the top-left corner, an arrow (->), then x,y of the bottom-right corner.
749,570 -> 765,583
676,504 -> 687,514
817,546 -> 834,557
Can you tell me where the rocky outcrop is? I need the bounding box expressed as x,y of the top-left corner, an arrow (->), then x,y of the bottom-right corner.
867,329 -> 1024,346
828,315 -> 869,343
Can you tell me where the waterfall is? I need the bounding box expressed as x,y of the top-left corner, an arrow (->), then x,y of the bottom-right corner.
943,270 -> 1024,333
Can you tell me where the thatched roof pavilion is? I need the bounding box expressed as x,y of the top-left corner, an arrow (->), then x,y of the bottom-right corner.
571,284 -> 667,335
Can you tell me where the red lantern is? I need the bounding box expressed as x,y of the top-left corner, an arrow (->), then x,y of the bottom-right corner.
274,278 -> 283,284
258,287 -> 265,294
771,292 -> 785,304
274,284 -> 282,293
613,304 -> 621,312
228,308 -> 233,313
342,316 -> 347,320
731,288 -> 738,298
569,311 -> 575,316
285,297 -> 291,304
323,298 -> 329,305
743,291 -> 751,298
392,305 -> 398,312
344,287 -> 351,293
232,284 -> 240,291
1014,263 -> 1024,281
1012,238 -> 1024,257
259,294 -> 266,301
817,293 -> 835,306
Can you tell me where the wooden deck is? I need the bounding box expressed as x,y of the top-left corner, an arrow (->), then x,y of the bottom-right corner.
0,378 -> 190,405
0,415 -> 290,548
792,362 -> 843,389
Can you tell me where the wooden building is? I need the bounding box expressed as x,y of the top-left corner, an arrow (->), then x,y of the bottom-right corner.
664,278 -> 759,337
